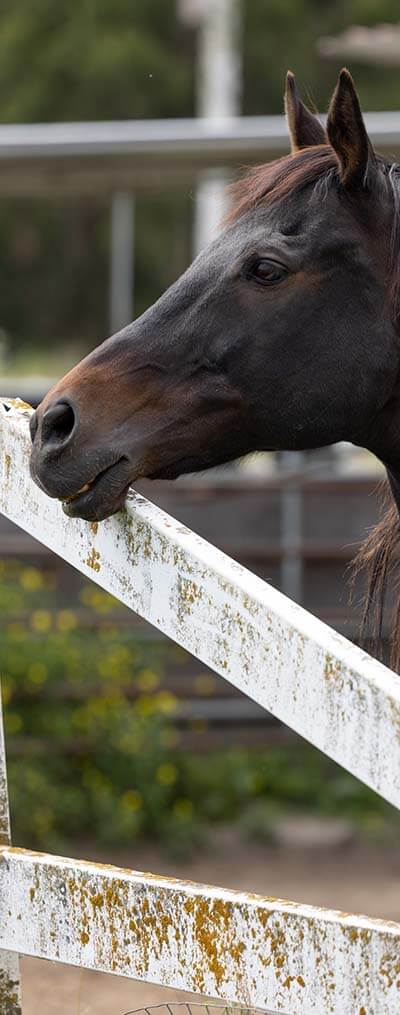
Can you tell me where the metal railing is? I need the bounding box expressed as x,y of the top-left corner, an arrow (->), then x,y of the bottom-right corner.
1,111 -> 400,331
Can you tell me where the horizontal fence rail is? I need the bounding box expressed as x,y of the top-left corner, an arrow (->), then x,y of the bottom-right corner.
1,112 -> 399,160
2,398 -> 400,808
0,112 -> 400,195
1,846 -> 400,1014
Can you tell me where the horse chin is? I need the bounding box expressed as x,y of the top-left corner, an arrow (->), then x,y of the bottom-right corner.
61,458 -> 133,522
62,484 -> 129,522
58,445 -> 233,522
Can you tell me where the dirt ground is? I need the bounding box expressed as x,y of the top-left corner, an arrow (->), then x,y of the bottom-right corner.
19,829 -> 400,1015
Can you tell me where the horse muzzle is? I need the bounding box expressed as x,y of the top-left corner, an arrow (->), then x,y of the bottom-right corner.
29,396 -> 136,522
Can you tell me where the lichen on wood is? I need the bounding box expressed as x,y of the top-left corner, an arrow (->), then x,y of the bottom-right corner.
0,847 -> 399,1013
1,398 -> 400,810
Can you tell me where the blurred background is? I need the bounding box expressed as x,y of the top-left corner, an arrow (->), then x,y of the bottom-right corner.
1,2 -> 400,1010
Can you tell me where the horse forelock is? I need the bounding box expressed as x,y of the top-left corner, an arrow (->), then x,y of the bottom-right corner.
224,145 -> 339,225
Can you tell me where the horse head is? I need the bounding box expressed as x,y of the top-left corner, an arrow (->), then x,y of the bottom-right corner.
30,72 -> 400,536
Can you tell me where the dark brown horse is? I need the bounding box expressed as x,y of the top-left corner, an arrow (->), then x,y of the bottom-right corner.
30,70 -> 400,662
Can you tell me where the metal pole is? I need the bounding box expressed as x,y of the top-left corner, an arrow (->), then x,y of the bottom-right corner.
109,191 -> 135,333
280,451 -> 304,604
194,0 -> 241,253
0,685 -> 22,1014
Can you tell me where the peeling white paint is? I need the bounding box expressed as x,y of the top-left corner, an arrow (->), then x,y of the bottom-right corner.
1,397 -> 400,1015
0,846 -> 400,1014
0,689 -> 11,848
1,399 -> 400,807
0,690 -> 21,1014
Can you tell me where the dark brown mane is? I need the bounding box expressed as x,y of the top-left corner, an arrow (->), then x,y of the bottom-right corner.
351,489 -> 400,668
225,145 -> 339,225
228,145 -> 400,670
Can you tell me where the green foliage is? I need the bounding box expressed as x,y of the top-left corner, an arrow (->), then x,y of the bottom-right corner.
1,1 -> 400,361
244,0 -> 400,115
0,0 -> 193,123
1,559 -> 398,856
0,0 -> 193,357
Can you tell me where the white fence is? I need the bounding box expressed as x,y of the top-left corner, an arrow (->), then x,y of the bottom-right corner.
1,397 -> 400,1015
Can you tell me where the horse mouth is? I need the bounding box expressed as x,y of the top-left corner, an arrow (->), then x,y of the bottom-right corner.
60,458 -> 132,522
63,481 -> 93,503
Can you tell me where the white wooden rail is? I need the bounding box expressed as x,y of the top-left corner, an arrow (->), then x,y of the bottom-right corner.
1,397 -> 400,1014
0,689 -> 21,1015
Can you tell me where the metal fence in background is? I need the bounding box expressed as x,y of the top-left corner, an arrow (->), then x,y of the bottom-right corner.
1,111 -> 400,330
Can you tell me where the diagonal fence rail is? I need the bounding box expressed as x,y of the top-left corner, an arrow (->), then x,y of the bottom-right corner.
2,399 -> 400,808
1,397 -> 400,1015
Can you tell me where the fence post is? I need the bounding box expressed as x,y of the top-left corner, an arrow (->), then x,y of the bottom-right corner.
0,685 -> 22,1015
110,191 -> 135,333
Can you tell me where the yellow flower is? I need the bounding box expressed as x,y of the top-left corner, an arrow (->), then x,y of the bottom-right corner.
121,789 -> 142,812
155,691 -> 177,715
156,762 -> 178,786
136,668 -> 160,692
30,610 -> 52,633
28,662 -> 48,685
56,610 -> 77,632
98,646 -> 132,681
118,733 -> 143,755
20,567 -> 43,591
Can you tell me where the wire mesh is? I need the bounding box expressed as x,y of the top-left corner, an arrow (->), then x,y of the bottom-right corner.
123,1003 -> 281,1015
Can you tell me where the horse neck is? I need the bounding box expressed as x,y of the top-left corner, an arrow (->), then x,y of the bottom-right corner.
361,385 -> 400,519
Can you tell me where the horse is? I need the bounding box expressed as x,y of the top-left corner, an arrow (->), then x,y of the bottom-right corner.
29,70 -> 400,664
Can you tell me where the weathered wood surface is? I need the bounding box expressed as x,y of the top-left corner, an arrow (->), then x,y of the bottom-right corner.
0,692 -> 22,1015
1,398 -> 400,808
1,846 -> 400,1014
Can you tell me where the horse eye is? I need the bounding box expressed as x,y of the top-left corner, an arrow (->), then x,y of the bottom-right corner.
247,259 -> 287,286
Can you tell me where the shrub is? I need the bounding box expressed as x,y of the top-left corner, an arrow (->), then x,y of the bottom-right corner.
0,559 -> 398,854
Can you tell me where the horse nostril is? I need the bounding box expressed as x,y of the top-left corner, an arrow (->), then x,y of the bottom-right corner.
41,400 -> 77,447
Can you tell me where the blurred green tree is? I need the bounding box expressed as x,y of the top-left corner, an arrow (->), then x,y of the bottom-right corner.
244,0 -> 400,116
1,0 -> 400,363
0,0 -> 194,363
0,0 -> 193,122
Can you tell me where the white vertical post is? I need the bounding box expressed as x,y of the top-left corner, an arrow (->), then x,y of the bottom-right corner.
194,0 -> 242,253
197,0 -> 241,120
0,687 -> 22,1015
109,191 -> 135,333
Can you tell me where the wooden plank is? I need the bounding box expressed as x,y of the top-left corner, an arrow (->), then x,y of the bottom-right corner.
1,398 -> 400,809
0,846 -> 399,1015
0,693 -> 22,1015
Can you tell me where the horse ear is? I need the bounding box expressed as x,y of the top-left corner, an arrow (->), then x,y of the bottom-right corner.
284,71 -> 326,151
326,69 -> 375,188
